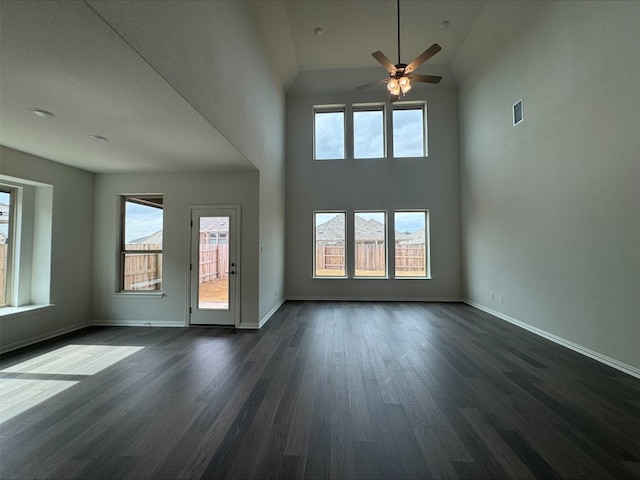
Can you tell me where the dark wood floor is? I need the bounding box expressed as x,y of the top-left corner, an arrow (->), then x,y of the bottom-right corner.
1,301 -> 639,479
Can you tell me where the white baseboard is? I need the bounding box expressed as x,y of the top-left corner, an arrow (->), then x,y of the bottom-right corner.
464,300 -> 640,380
285,296 -> 462,302
259,298 -> 286,328
90,320 -> 186,328
236,323 -> 259,329
0,321 -> 89,354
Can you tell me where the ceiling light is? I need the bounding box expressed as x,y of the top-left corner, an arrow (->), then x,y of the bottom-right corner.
387,79 -> 400,96
313,27 -> 323,35
28,108 -> 56,119
89,134 -> 109,143
399,76 -> 412,94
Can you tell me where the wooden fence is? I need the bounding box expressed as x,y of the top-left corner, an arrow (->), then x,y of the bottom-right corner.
123,243 -> 229,291
315,244 -> 345,271
198,244 -> 229,282
123,244 -> 163,291
395,245 -> 427,272
316,243 -> 426,273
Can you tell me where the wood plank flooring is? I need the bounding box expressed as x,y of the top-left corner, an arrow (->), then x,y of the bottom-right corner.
1,301 -> 638,479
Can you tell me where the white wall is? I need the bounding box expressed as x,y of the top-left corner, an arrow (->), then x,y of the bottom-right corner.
0,147 -> 94,351
91,171 -> 260,327
455,1 -> 640,371
285,86 -> 462,300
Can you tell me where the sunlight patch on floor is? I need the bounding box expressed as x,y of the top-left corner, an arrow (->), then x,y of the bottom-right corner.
0,345 -> 144,424
1,344 -> 144,375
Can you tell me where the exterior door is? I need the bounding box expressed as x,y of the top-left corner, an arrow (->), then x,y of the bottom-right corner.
189,206 -> 239,326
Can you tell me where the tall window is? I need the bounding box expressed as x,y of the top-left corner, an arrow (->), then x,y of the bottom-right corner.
0,188 -> 14,306
353,105 -> 385,159
121,195 -> 163,291
393,104 -> 426,158
354,211 -> 387,277
314,212 -> 346,277
314,107 -> 345,160
394,211 -> 429,278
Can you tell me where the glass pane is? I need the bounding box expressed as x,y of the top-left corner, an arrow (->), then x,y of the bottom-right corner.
354,109 -> 384,158
198,216 -> 229,309
314,213 -> 346,277
123,197 -> 163,291
123,253 -> 162,290
354,212 -> 386,277
314,111 -> 345,159
124,200 -> 163,247
395,212 -> 427,277
0,190 -> 10,306
393,108 -> 425,157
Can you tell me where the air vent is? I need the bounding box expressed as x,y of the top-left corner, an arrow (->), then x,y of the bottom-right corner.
513,99 -> 523,126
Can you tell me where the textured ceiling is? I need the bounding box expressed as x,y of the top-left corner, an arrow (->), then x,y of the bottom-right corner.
0,0 -> 487,174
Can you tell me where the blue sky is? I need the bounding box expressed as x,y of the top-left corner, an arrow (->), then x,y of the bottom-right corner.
0,191 -> 9,237
354,110 -> 384,158
314,112 -> 344,159
315,107 -> 424,159
125,202 -> 163,243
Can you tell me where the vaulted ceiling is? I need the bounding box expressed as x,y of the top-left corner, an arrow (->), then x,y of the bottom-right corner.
0,1 -> 488,174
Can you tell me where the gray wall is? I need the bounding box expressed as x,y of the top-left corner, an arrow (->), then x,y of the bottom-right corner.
0,146 -> 94,350
88,0 -> 287,322
91,171 -> 261,327
454,1 -> 640,371
285,87 -> 462,300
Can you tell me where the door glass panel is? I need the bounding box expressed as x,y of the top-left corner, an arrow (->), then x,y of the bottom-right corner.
198,216 -> 229,310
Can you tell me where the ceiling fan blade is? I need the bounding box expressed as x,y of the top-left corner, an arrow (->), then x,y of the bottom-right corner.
356,78 -> 389,91
372,51 -> 396,74
408,74 -> 442,84
405,44 -> 442,73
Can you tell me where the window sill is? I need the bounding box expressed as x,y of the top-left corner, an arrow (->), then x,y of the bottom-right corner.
112,292 -> 165,299
0,304 -> 53,318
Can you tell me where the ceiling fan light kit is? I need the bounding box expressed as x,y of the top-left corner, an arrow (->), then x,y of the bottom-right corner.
356,0 -> 442,101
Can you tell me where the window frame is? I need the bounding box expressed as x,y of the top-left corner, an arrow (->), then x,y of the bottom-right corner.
353,210 -> 388,278
120,195 -> 164,292
393,210 -> 430,279
313,105 -> 346,161
353,103 -> 386,160
0,176 -> 53,313
313,210 -> 347,279
391,101 -> 428,158
0,186 -> 16,307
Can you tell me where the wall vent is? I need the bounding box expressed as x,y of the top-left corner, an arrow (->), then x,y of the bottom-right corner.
513,99 -> 524,126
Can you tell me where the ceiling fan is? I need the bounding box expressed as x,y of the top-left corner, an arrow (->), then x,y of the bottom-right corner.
356,0 -> 442,101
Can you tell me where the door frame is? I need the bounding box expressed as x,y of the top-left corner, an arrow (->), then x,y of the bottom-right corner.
187,204 -> 241,327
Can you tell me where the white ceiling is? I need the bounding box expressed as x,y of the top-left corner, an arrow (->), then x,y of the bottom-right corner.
0,0 -> 487,174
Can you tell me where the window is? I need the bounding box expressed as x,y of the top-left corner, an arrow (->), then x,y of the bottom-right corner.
121,195 -> 163,291
354,211 -> 387,277
0,188 -> 14,306
353,105 -> 385,159
394,211 -> 429,278
314,107 -> 345,160
314,212 -> 346,277
313,103 -> 428,160
392,103 -> 426,158
311,209 -> 431,280
0,177 -> 53,310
